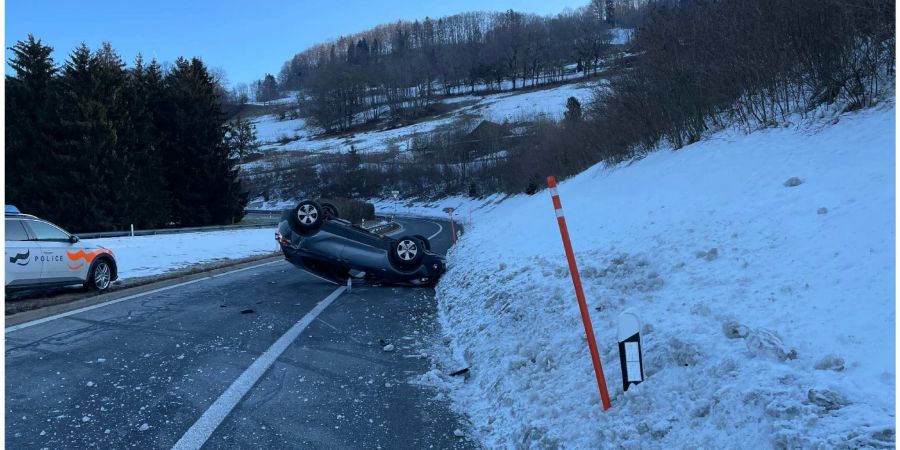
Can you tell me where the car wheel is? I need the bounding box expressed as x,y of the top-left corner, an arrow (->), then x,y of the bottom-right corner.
290,200 -> 324,233
390,236 -> 425,269
86,258 -> 113,291
413,235 -> 431,251
321,202 -> 340,220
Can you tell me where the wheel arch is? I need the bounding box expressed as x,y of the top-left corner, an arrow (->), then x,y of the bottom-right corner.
90,254 -> 118,282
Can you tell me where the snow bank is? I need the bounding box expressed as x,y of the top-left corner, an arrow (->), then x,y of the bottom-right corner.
433,105 -> 895,448
87,228 -> 278,281
372,194 -> 506,223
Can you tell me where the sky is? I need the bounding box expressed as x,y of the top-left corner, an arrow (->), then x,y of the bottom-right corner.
6,0 -> 589,87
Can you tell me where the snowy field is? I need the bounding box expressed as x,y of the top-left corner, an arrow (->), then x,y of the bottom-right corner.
424,105 -> 895,448
252,114 -> 309,145
86,228 -> 278,282
449,81 -> 601,124
246,80 -> 600,159
258,114 -> 460,155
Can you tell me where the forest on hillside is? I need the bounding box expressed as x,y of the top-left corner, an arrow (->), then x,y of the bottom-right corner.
246,0 -> 894,203
238,0 -> 644,133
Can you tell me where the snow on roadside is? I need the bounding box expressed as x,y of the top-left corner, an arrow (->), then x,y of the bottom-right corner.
87,228 -> 278,281
372,194 -> 506,223
432,105 -> 895,448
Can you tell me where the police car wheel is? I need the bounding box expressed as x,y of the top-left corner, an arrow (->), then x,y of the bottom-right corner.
86,259 -> 112,291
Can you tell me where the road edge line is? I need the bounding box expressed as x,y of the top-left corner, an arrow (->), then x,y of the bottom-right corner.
171,285 -> 347,450
424,220 -> 444,240
5,260 -> 283,333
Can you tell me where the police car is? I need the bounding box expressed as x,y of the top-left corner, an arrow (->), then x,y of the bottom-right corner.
5,206 -> 117,292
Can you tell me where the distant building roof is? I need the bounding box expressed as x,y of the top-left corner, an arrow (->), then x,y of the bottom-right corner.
467,120 -> 513,141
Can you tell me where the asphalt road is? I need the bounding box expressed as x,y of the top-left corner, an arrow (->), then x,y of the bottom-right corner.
6,217 -> 475,449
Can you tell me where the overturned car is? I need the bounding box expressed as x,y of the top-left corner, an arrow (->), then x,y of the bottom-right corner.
276,200 -> 445,286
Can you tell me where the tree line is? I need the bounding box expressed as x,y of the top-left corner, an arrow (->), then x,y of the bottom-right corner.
6,36 -> 248,232
275,2 -> 622,133
521,0 -> 895,191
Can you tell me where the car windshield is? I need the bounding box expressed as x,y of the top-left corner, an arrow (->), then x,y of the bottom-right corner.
5,219 -> 29,241
27,220 -> 70,241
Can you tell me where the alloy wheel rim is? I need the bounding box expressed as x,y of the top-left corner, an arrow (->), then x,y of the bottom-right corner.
95,263 -> 110,289
297,204 -> 318,225
397,240 -> 418,261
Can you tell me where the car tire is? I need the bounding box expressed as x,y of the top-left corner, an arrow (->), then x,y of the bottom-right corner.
85,257 -> 114,291
390,236 -> 425,270
321,202 -> 340,220
290,200 -> 325,233
412,235 -> 431,251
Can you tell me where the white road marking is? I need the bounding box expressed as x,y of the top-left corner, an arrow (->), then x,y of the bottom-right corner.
172,285 -> 346,450
387,218 -> 442,240
423,220 -> 444,240
6,260 -> 283,333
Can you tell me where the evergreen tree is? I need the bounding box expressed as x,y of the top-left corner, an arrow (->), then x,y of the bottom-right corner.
7,39 -> 247,230
56,43 -> 129,231
6,35 -> 60,219
256,74 -> 279,103
122,55 -> 170,227
564,96 -> 583,123
225,117 -> 260,165
161,57 -> 246,226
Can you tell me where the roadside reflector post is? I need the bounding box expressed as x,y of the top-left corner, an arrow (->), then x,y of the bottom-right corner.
547,176 -> 612,411
130,224 -> 134,237
443,207 -> 458,244
617,310 -> 645,392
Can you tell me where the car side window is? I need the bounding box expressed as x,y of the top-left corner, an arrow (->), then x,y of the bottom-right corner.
5,219 -> 30,241
26,220 -> 71,242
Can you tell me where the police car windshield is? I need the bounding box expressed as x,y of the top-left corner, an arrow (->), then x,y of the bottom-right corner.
27,220 -> 70,241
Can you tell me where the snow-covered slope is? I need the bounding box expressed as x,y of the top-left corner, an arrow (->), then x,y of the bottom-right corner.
245,80 -> 600,158
430,105 -> 895,448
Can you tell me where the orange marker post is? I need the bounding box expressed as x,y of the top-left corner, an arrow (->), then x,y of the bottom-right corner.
444,207 -> 458,244
449,217 -> 457,244
547,176 -> 612,411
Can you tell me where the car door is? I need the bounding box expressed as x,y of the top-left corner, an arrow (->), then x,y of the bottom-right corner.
5,218 -> 41,287
22,219 -> 84,284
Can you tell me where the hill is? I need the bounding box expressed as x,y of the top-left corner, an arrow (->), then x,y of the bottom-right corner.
426,103 -> 895,448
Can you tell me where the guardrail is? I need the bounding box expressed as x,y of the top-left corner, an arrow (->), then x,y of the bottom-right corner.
244,209 -> 284,216
78,220 -> 279,239
365,220 -> 400,234
77,210 -> 399,239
